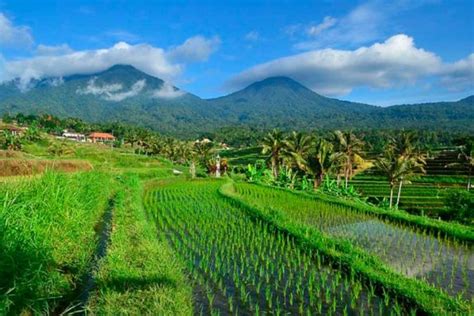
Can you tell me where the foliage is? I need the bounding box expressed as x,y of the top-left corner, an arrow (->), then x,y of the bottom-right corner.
444,190 -> 474,225
89,175 -> 192,314
0,172 -> 112,314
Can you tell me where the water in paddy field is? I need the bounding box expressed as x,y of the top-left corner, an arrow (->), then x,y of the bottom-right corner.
327,219 -> 474,300
149,182 -> 417,315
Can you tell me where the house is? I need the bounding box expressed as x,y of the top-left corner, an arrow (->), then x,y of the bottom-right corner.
0,124 -> 27,136
62,130 -> 86,142
88,132 -> 115,143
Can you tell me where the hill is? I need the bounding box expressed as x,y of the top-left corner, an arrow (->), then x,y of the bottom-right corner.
0,65 -> 472,136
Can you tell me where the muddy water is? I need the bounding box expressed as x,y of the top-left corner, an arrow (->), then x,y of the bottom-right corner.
327,220 -> 474,299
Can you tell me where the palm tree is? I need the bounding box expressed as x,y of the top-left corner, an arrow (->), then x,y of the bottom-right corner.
375,148 -> 425,209
261,129 -> 286,178
193,140 -> 214,168
302,138 -> 335,190
282,131 -> 313,171
333,131 -> 365,188
389,131 -> 426,205
395,156 -> 425,207
449,138 -> 474,191
374,151 -> 404,208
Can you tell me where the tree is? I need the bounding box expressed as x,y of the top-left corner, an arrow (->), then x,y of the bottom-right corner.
1,130 -> 23,151
261,129 -> 285,178
375,148 -> 425,209
332,131 -> 365,189
388,131 -> 426,206
374,151 -> 404,209
302,138 -> 335,190
449,138 -> 474,191
282,131 -> 313,171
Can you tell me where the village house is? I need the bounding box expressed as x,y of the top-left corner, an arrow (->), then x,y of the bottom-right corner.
0,124 -> 28,136
88,132 -> 115,143
62,130 -> 86,142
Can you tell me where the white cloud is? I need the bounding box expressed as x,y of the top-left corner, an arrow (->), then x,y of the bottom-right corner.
295,2 -> 383,50
36,44 -> 74,56
77,78 -> 146,101
152,82 -> 185,99
2,35 -> 220,87
440,54 -> 474,91
167,35 -> 220,62
4,42 -> 182,85
244,31 -> 260,42
0,13 -> 34,48
306,16 -> 337,37
227,34 -> 446,96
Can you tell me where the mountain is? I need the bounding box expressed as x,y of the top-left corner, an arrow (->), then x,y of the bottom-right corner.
207,76 -> 377,130
0,65 -> 222,135
0,65 -> 472,136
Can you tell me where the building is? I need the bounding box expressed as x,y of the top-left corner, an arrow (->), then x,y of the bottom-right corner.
88,132 -> 115,143
0,124 -> 27,136
62,130 -> 86,142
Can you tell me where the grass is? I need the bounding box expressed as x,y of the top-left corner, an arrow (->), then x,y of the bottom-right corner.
87,174 -> 192,315
0,171 -> 112,314
220,181 -> 472,314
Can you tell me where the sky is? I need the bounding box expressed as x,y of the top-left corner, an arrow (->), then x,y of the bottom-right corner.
0,0 -> 473,106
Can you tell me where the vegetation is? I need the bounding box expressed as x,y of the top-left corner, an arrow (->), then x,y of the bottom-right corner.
88,175 -> 192,314
220,182 -> 472,314
230,182 -> 473,301
146,179 -> 418,315
0,172 -> 112,314
1,113 -> 473,314
1,66 -> 473,136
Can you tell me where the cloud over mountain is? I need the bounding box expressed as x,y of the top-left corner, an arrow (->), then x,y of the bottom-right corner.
77,78 -> 147,101
227,34 -> 472,96
1,35 -> 220,89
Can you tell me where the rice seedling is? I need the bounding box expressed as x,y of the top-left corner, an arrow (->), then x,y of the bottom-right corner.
233,182 -> 474,301
144,179 -> 415,315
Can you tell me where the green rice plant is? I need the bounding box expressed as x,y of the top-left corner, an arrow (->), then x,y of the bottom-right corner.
144,179 -> 416,315
221,181 -> 472,314
231,181 -> 474,302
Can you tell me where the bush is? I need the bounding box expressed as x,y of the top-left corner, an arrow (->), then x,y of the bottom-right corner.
444,191 -> 474,224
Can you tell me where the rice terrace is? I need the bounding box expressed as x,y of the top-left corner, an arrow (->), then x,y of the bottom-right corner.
1,1 -> 474,315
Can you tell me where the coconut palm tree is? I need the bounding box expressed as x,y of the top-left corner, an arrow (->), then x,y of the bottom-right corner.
374,151 -> 404,209
375,147 -> 425,209
448,138 -> 474,191
261,129 -> 286,178
282,131 -> 313,171
395,156 -> 425,207
332,131 -> 365,189
302,138 -> 335,190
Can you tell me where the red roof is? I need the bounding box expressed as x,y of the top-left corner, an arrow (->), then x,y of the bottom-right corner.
89,132 -> 115,139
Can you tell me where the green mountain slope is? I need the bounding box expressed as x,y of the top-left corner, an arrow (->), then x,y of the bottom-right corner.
0,65 -> 472,136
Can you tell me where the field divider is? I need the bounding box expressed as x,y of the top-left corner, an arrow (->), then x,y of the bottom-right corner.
57,194 -> 116,315
218,181 -> 471,315
249,182 -> 474,243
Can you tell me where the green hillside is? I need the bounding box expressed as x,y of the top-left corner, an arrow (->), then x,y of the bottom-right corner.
0,65 -> 472,137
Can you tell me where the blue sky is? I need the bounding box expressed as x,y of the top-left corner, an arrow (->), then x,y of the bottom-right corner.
0,0 -> 473,105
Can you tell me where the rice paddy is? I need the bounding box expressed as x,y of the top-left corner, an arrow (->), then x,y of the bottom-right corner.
144,179 -> 420,315
232,182 -> 474,302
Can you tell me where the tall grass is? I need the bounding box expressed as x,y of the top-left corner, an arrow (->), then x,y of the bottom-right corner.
88,175 -> 193,315
0,171 -> 112,314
